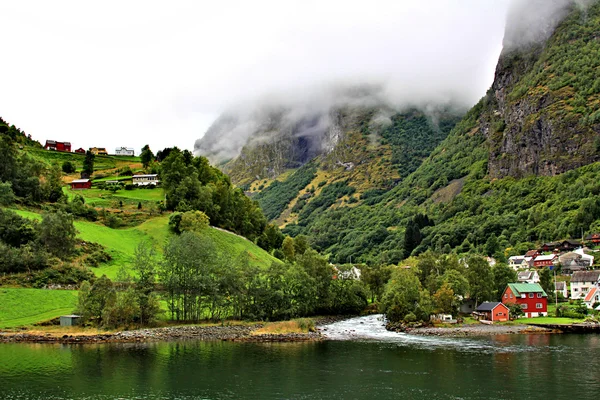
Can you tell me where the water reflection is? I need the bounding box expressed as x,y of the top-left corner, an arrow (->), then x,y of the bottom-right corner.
1,328 -> 600,399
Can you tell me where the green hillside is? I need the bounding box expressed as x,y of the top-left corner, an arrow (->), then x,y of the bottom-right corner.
13,209 -> 279,280
277,3 -> 600,264
0,288 -> 78,328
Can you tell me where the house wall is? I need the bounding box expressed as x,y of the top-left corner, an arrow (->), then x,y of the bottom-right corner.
502,287 -> 548,317
571,281 -> 597,299
492,305 -> 509,322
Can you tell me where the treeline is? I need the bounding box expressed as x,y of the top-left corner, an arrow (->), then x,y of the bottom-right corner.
160,148 -> 267,241
378,251 -> 556,323
78,231 -> 368,327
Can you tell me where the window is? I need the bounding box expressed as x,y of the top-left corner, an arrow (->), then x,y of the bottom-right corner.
504,294 -> 508,299
536,303 -> 543,309
510,294 -> 513,298
529,293 -> 534,298
537,293 -> 542,298
522,304 -> 528,309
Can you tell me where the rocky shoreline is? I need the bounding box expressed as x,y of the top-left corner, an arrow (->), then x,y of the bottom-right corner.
0,316 -> 355,344
403,324 -> 556,337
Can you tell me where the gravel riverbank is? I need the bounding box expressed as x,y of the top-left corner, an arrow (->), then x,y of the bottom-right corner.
405,324 -> 555,337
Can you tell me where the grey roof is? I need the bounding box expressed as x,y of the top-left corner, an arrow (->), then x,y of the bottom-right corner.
60,315 -> 81,318
518,271 -> 534,280
476,302 -> 504,312
571,271 -> 600,283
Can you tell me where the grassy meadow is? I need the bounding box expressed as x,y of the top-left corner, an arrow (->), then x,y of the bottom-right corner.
0,288 -> 78,329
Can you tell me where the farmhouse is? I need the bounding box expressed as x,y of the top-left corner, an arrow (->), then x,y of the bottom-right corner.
533,254 -> 557,268
517,270 -> 540,284
502,283 -> 548,318
570,270 -> 600,299
132,174 -> 159,186
585,233 -> 600,246
473,302 -> 510,322
89,147 -> 108,155
508,256 -> 526,270
70,179 -> 91,190
540,240 -> 581,252
74,147 -> 85,154
44,140 -> 71,152
115,147 -> 135,156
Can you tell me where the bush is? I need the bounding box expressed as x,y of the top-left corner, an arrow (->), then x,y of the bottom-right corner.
125,184 -> 134,190
62,161 -> 76,174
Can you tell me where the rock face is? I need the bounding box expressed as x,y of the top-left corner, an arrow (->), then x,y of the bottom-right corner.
484,1 -> 600,178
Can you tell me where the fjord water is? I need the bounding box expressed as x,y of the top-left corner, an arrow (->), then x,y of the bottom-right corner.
2,316 -> 600,400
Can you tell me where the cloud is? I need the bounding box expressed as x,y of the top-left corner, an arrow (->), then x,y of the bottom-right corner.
1,1 -> 511,155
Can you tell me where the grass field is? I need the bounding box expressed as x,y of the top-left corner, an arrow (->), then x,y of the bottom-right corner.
11,209 -> 280,280
0,288 -> 78,328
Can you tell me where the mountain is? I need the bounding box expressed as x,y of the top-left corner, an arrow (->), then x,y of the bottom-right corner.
199,1 -> 600,264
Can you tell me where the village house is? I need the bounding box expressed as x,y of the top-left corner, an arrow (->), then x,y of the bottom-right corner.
74,147 -> 85,154
584,287 -> 600,309
524,250 -> 540,267
570,270 -> 600,299
89,147 -> 108,155
533,254 -> 558,268
132,174 -> 159,186
540,240 -> 582,253
115,147 -> 135,156
508,256 -> 526,271
70,179 -> 91,190
574,248 -> 594,266
554,281 -> 568,299
473,302 -> 510,322
44,140 -> 71,152
517,270 -> 540,284
584,233 -> 600,246
502,283 -> 548,318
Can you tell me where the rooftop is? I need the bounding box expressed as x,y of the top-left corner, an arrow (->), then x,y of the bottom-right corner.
571,270 -> 600,283
476,302 -> 505,312
507,283 -> 548,297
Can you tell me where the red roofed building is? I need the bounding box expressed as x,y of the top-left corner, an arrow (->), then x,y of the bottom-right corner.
584,287 -> 600,309
44,140 -> 71,152
70,179 -> 91,190
502,283 -> 548,318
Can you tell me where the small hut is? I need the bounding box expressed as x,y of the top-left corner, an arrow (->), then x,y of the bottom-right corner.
60,315 -> 81,327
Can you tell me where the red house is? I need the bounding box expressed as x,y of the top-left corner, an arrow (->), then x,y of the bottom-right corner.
585,233 -> 600,245
44,140 -> 72,152
533,254 -> 557,268
74,147 -> 86,154
502,283 -> 548,318
70,179 -> 91,190
474,302 -> 510,322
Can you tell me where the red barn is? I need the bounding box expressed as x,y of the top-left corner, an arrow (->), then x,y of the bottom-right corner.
44,140 -> 72,152
474,302 -> 510,322
502,283 -> 548,318
70,179 -> 91,190
74,147 -> 85,154
533,254 -> 557,268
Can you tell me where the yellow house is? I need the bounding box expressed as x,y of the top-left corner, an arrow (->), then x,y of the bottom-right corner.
89,147 -> 108,155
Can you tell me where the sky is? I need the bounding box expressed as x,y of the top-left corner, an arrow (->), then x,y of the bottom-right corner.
0,1 -> 512,154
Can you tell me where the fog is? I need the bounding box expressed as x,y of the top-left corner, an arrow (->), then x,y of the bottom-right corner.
0,1 -> 590,156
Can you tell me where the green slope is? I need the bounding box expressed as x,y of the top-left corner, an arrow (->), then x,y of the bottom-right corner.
13,210 -> 279,280
0,288 -> 78,328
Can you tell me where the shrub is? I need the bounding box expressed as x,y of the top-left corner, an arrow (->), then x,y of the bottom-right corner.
61,161 -> 76,174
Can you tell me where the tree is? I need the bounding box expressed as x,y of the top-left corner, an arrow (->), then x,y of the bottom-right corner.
380,268 -> 424,323
433,282 -> 456,315
466,256 -> 493,306
37,211 -> 77,258
492,264 -> 517,301
0,182 -> 15,206
403,219 -> 422,258
282,236 -> 296,261
485,233 -> 500,257
77,276 -> 116,323
257,223 -> 284,252
539,268 -> 554,298
361,264 -> 392,303
132,241 -> 161,325
179,210 -> 210,233
43,164 -> 64,202
83,150 -> 95,175
62,161 -> 76,174
140,144 -> 154,169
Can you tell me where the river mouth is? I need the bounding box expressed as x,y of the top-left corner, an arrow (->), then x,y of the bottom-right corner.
318,314 -> 550,354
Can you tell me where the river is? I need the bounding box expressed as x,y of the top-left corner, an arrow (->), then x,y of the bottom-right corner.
1,315 -> 599,399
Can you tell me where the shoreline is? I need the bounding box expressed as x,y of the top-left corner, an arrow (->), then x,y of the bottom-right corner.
404,324 -> 556,337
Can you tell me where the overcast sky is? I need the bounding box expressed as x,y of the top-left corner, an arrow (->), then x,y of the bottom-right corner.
0,1 -> 511,154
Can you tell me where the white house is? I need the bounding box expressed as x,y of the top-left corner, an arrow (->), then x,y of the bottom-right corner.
508,256 -> 527,271
554,281 -> 568,299
517,270 -> 540,284
570,270 -> 600,299
574,248 -> 594,267
132,174 -> 159,186
584,287 -> 600,309
115,147 -> 135,156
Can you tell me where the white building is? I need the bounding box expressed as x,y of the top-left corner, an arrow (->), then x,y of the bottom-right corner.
570,270 -> 600,300
574,248 -> 594,266
115,147 -> 135,156
517,270 -> 540,284
554,281 -> 568,299
132,174 -> 159,186
584,287 -> 600,309
508,256 -> 527,271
